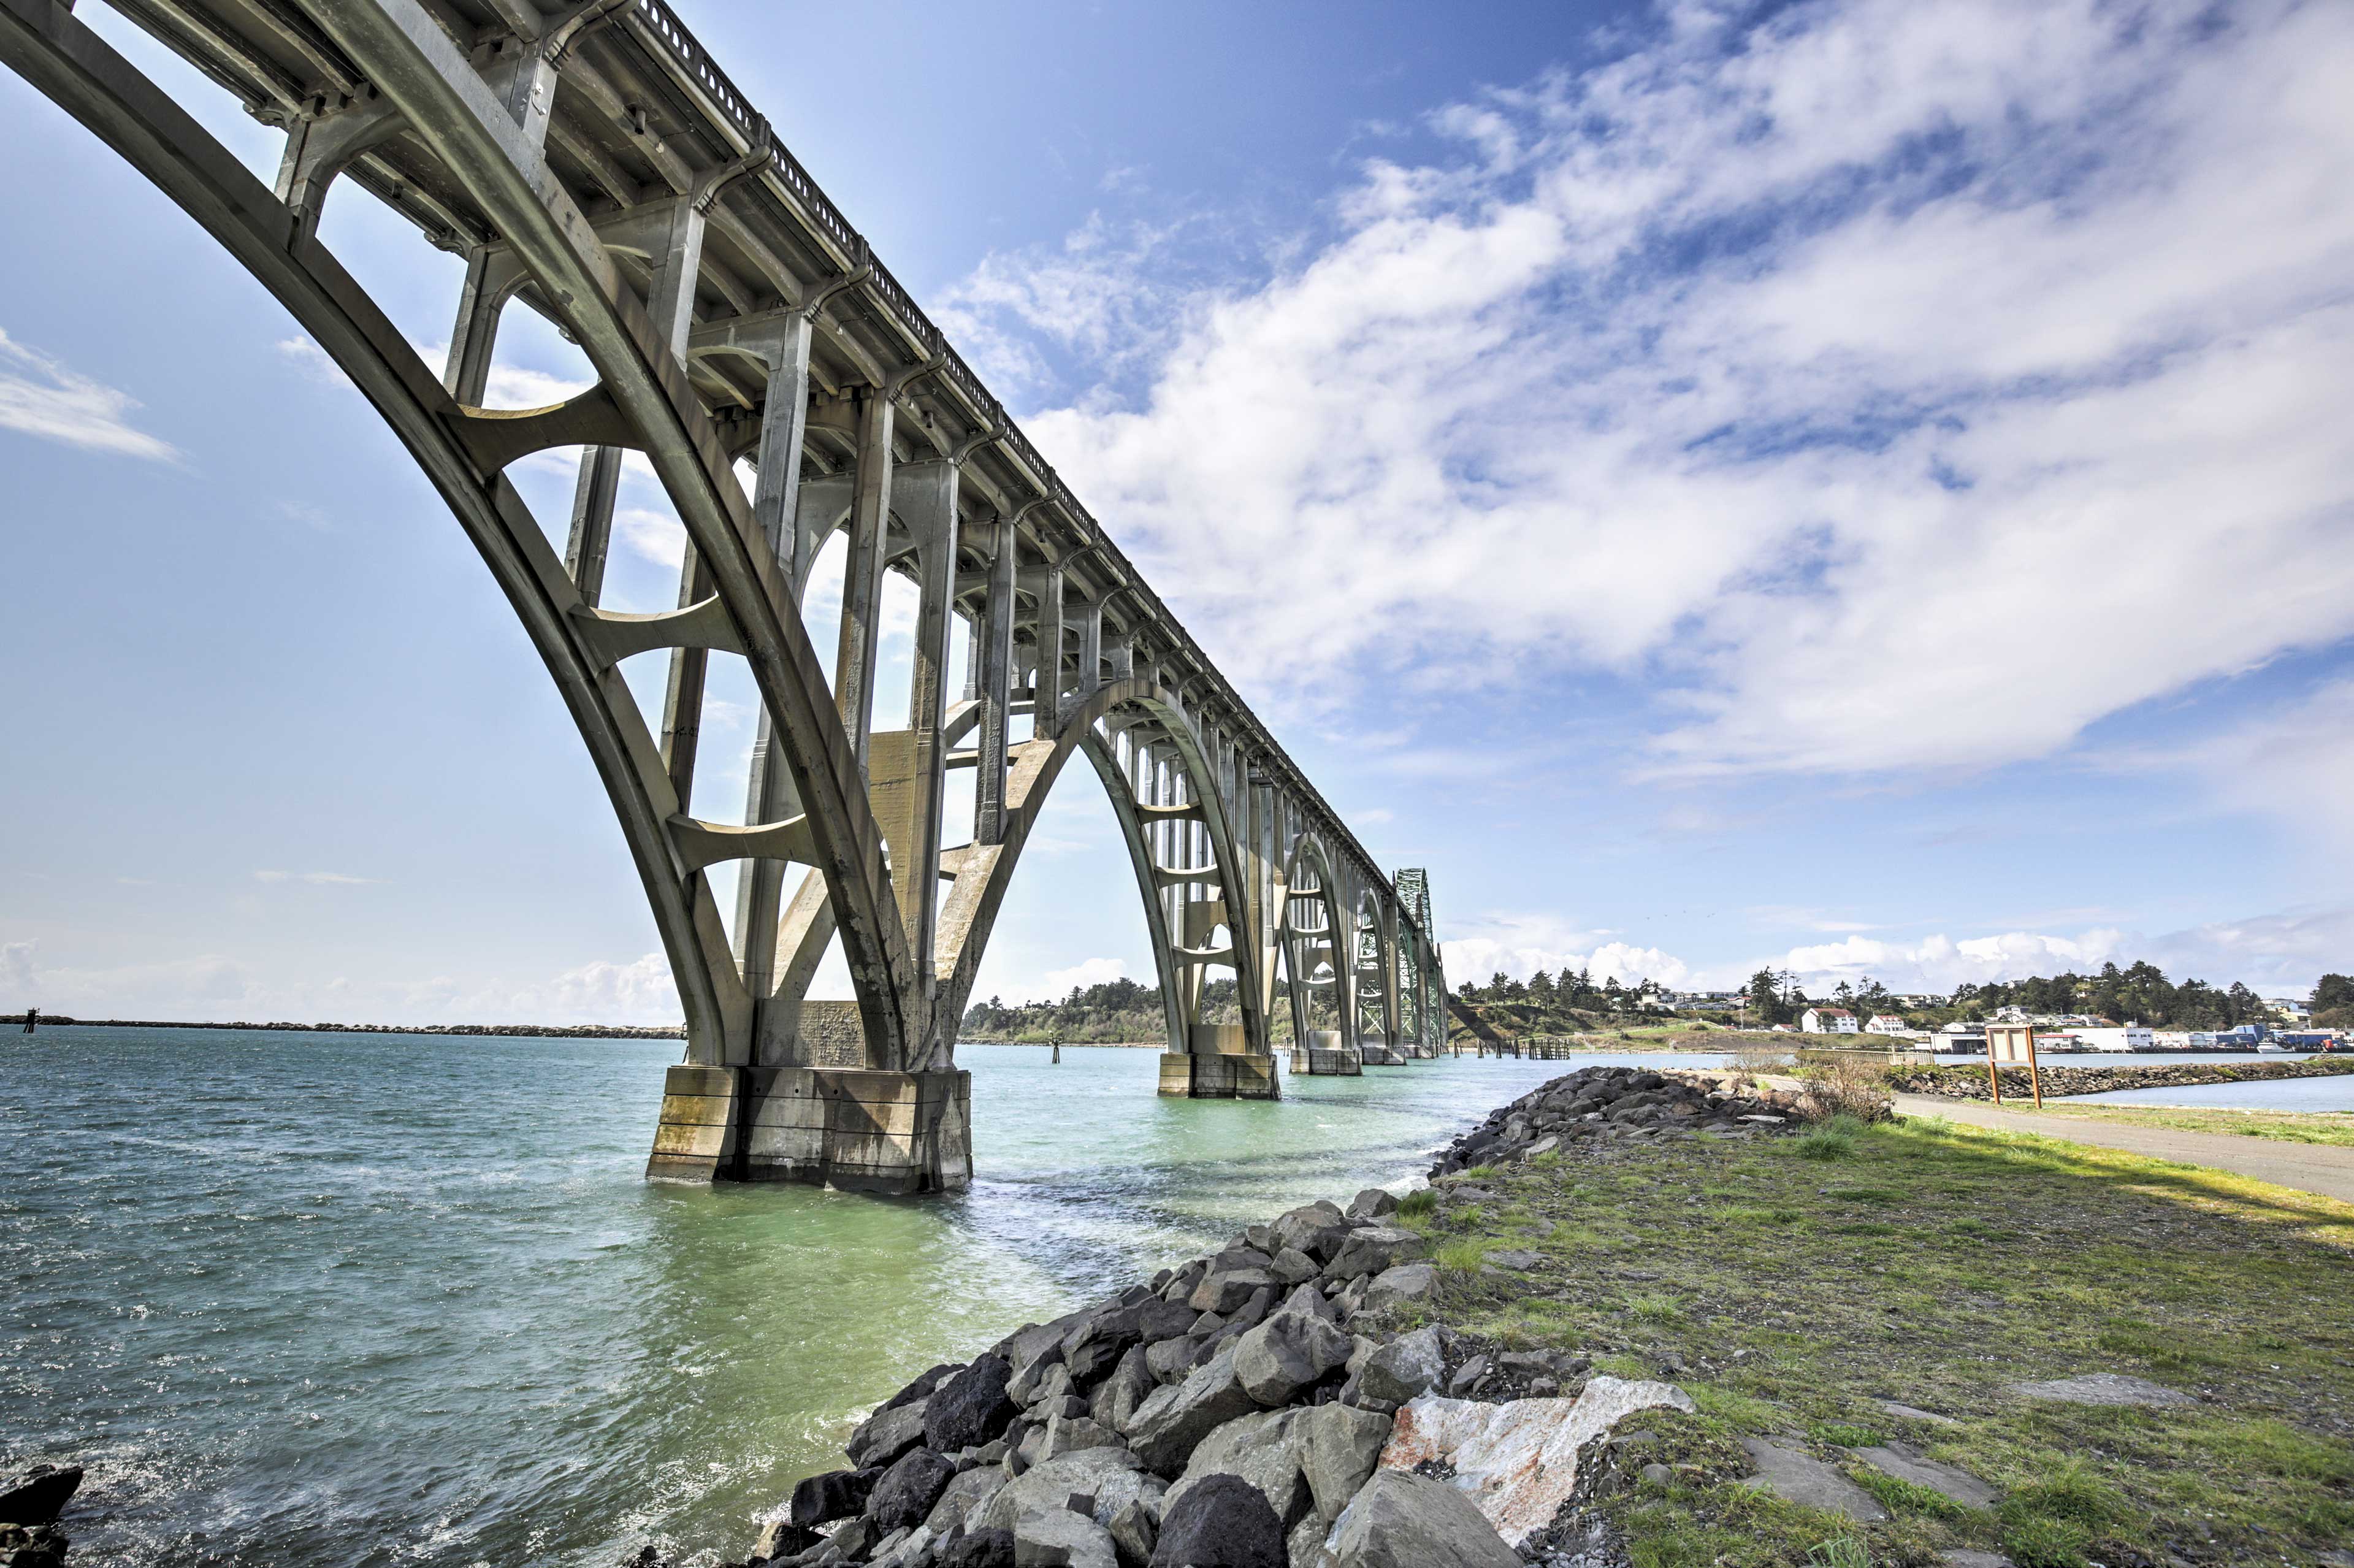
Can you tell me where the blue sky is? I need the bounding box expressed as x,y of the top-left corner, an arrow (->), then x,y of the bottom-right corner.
4,0 -> 2352,1023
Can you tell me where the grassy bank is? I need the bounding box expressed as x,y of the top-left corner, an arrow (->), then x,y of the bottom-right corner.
1393,1112 -> 2354,1567
2023,1103 -> 2354,1149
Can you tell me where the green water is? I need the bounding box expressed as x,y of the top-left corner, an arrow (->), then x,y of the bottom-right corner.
2,1027 -> 1689,1565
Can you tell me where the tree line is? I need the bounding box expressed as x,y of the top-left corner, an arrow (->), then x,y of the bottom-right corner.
1740,962 -> 2353,1031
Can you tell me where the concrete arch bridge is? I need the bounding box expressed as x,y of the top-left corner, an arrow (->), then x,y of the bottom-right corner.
0,0 -> 1449,1191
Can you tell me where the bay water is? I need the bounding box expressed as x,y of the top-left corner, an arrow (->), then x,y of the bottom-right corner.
4,1027 -> 1637,1567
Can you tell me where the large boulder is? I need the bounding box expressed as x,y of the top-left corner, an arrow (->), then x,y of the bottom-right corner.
1188,1268 -> 1279,1315
790,1466 -> 882,1527
868,1448 -> 958,1532
1359,1264 -> 1438,1315
848,1399 -> 932,1468
1356,1327 -> 1445,1407
882,1363 -> 963,1412
1321,1228 -> 1420,1283
923,1467 -> 1009,1537
1123,1343 -> 1261,1475
1016,1506 -> 1122,1568
1347,1190 -> 1399,1222
970,1447 -> 1167,1539
1148,1473 -> 1286,1568
1291,1404 -> 1393,1522
1166,1410 -> 1307,1526
1320,1470 -> 1518,1568
1232,1310 -> 1353,1406
0,1467 -> 82,1528
1377,1379 -> 1695,1548
927,1354 -> 1022,1452
1093,1345 -> 1158,1431
939,1526 -> 1017,1567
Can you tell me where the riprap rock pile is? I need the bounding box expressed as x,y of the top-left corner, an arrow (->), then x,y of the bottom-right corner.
723,1184 -> 1684,1568
1428,1067 -> 1800,1178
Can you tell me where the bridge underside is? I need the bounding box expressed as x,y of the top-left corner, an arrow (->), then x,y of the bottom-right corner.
0,0 -> 1446,1190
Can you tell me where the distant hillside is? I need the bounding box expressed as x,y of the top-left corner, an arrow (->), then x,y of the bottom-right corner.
961,977 -> 1298,1044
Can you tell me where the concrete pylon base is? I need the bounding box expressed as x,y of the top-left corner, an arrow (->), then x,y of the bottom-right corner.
646,1064 -> 973,1194
1359,1036 -> 1409,1066
1290,1029 -> 1361,1075
1158,1052 -> 1280,1098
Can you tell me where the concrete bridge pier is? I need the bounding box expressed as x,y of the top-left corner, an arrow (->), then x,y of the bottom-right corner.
647,1065 -> 972,1194
1289,1029 -> 1361,1075
1160,1023 -> 1280,1098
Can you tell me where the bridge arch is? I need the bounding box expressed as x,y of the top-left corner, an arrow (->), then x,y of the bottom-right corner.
935,678 -> 1269,1064
1281,832 -> 1353,1052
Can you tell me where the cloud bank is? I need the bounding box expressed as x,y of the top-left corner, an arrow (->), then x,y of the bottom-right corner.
952,0 -> 2354,783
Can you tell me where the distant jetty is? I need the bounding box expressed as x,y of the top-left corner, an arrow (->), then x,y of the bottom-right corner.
2,1015 -> 683,1039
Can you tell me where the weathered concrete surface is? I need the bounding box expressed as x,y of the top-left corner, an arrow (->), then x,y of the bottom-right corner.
1892,1093 -> 2354,1204
647,1065 -> 972,1192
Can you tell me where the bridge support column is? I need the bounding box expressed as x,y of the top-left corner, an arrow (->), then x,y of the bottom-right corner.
1289,1028 -> 1361,1076
646,1064 -> 971,1193
1159,1022 -> 1279,1099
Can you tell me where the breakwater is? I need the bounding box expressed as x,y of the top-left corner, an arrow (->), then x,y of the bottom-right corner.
2,1014 -> 684,1037
703,1066 -> 1801,1568
1890,1057 -> 2354,1101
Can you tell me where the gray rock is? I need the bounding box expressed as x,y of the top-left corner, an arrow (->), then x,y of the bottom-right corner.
1234,1310 -> 1353,1405
1146,1337 -> 1197,1384
1360,1263 -> 1438,1314
1025,1363 -> 1077,1410
882,1363 -> 964,1412
1481,1250 -> 1542,1272
972,1447 -> 1166,1538
1123,1343 -> 1262,1474
1445,1355 -> 1490,1398
1937,1552 -> 2017,1567
869,1448 -> 959,1531
1874,1400 -> 1960,1427
790,1466 -> 879,1527
1270,1247 -> 1322,1287
1044,1413 -> 1126,1459
1281,1282 -> 1340,1323
1148,1472 -> 1286,1568
1738,1439 -> 1888,1523
1358,1326 -> 1445,1405
1015,1505 -> 1121,1568
1107,1498 -> 1158,1567
849,1398 -> 932,1468
2006,1373 -> 2195,1409
942,1527 -> 1018,1567
1094,1346 -> 1158,1432
1190,1268 -> 1280,1315
1272,1201 -> 1350,1258
1290,1402 -> 1392,1521
1138,1299 -> 1199,1343
1321,1469 -> 1519,1568
930,1355 -> 1023,1452
1347,1188 -> 1399,1221
1321,1226 -> 1420,1283
1167,1408 -> 1307,1525
924,1466 -> 1009,1537
1851,1442 -> 2000,1510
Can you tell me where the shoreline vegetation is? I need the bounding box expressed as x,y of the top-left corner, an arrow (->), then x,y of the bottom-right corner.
684,1060 -> 2352,1568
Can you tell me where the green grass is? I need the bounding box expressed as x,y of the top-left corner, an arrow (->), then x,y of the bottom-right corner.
1395,1103 -> 2354,1567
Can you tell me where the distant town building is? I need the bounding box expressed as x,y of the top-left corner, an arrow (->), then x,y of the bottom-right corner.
2069,1025 -> 2155,1052
2269,998 -> 2313,1023
1801,1007 -> 1859,1035
1863,1014 -> 1909,1035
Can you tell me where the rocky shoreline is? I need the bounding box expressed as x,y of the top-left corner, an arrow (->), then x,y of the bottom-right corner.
681,1067 -> 1805,1568
1889,1057 -> 2354,1101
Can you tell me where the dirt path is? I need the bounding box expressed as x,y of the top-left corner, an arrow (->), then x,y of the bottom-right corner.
1895,1092 -> 2354,1204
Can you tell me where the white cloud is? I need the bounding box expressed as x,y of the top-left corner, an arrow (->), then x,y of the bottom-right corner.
1041,956 -> 1129,996
0,327 -> 177,459
253,870 -> 381,885
2121,678 -> 2354,866
1443,912 -> 1689,989
616,506 -> 688,569
956,0 -> 2354,789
